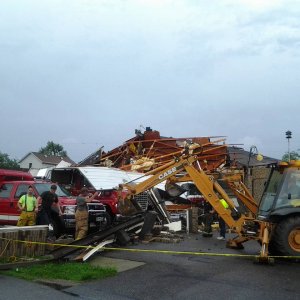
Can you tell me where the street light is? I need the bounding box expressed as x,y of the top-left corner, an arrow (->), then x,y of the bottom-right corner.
247,146 -> 263,170
285,130 -> 292,162
246,146 -> 263,191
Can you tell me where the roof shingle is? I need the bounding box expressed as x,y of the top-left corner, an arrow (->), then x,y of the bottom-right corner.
31,152 -> 75,165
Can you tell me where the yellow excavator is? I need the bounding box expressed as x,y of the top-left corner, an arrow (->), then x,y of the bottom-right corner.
117,151 -> 300,263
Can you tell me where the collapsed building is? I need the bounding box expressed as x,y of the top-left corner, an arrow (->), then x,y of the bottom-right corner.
78,127 -> 229,172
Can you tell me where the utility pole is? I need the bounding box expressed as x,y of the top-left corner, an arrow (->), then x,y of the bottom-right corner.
285,130 -> 292,162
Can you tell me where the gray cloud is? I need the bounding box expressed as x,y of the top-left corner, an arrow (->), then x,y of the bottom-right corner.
1,0 -> 300,162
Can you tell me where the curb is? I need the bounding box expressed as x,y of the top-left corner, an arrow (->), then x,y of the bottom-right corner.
34,279 -> 79,290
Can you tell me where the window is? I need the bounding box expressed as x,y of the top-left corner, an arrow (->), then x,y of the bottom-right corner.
29,163 -> 32,169
0,184 -> 13,198
15,184 -> 31,198
33,183 -> 70,197
275,170 -> 300,209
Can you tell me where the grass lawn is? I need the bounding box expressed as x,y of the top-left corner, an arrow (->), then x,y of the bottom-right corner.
0,262 -> 117,282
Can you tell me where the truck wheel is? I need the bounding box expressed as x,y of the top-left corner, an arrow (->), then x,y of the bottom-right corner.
271,216 -> 300,256
100,212 -> 112,229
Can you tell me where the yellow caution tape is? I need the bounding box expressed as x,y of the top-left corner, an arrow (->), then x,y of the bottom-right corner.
0,237 -> 299,260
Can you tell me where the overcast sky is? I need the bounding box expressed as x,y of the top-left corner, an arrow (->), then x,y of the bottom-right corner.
1,0 -> 300,163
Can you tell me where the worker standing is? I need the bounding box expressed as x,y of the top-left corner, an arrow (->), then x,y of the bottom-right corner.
202,198 -> 229,239
17,185 -> 38,226
217,199 -> 229,240
75,187 -> 98,240
202,200 -> 214,237
217,217 -> 226,240
37,184 -> 65,238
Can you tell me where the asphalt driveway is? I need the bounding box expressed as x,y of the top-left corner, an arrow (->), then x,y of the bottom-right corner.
1,232 -> 300,300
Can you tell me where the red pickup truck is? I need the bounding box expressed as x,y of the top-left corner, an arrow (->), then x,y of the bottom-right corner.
50,166 -> 151,223
0,169 -> 108,234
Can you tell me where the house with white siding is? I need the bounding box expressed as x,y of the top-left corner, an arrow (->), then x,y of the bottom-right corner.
19,152 -> 75,176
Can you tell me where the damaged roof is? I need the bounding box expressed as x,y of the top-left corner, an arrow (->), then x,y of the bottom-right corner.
52,166 -> 165,190
228,146 -> 278,167
80,127 -> 228,172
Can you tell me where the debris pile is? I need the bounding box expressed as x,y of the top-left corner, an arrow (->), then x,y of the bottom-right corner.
91,127 -> 228,172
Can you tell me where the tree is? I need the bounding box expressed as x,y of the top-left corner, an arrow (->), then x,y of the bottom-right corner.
0,152 -> 20,169
39,141 -> 67,156
282,150 -> 300,162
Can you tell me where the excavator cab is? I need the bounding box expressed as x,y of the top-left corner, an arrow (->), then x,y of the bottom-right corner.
258,161 -> 300,256
258,162 -> 300,221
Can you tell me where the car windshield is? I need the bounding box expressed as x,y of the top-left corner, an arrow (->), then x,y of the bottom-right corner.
33,183 -> 71,197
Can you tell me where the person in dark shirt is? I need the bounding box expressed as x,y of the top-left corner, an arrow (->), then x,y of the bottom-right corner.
202,201 -> 214,237
37,184 -> 65,238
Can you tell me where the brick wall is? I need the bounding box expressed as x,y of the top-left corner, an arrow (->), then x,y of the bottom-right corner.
245,167 -> 271,203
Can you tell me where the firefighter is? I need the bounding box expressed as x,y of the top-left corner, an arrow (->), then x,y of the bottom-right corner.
17,185 -> 38,226
202,198 -> 229,239
217,199 -> 228,240
75,187 -> 98,240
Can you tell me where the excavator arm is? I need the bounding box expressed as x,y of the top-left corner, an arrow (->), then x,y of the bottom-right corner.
117,156 -> 198,220
119,156 -> 198,195
118,154 -> 254,237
